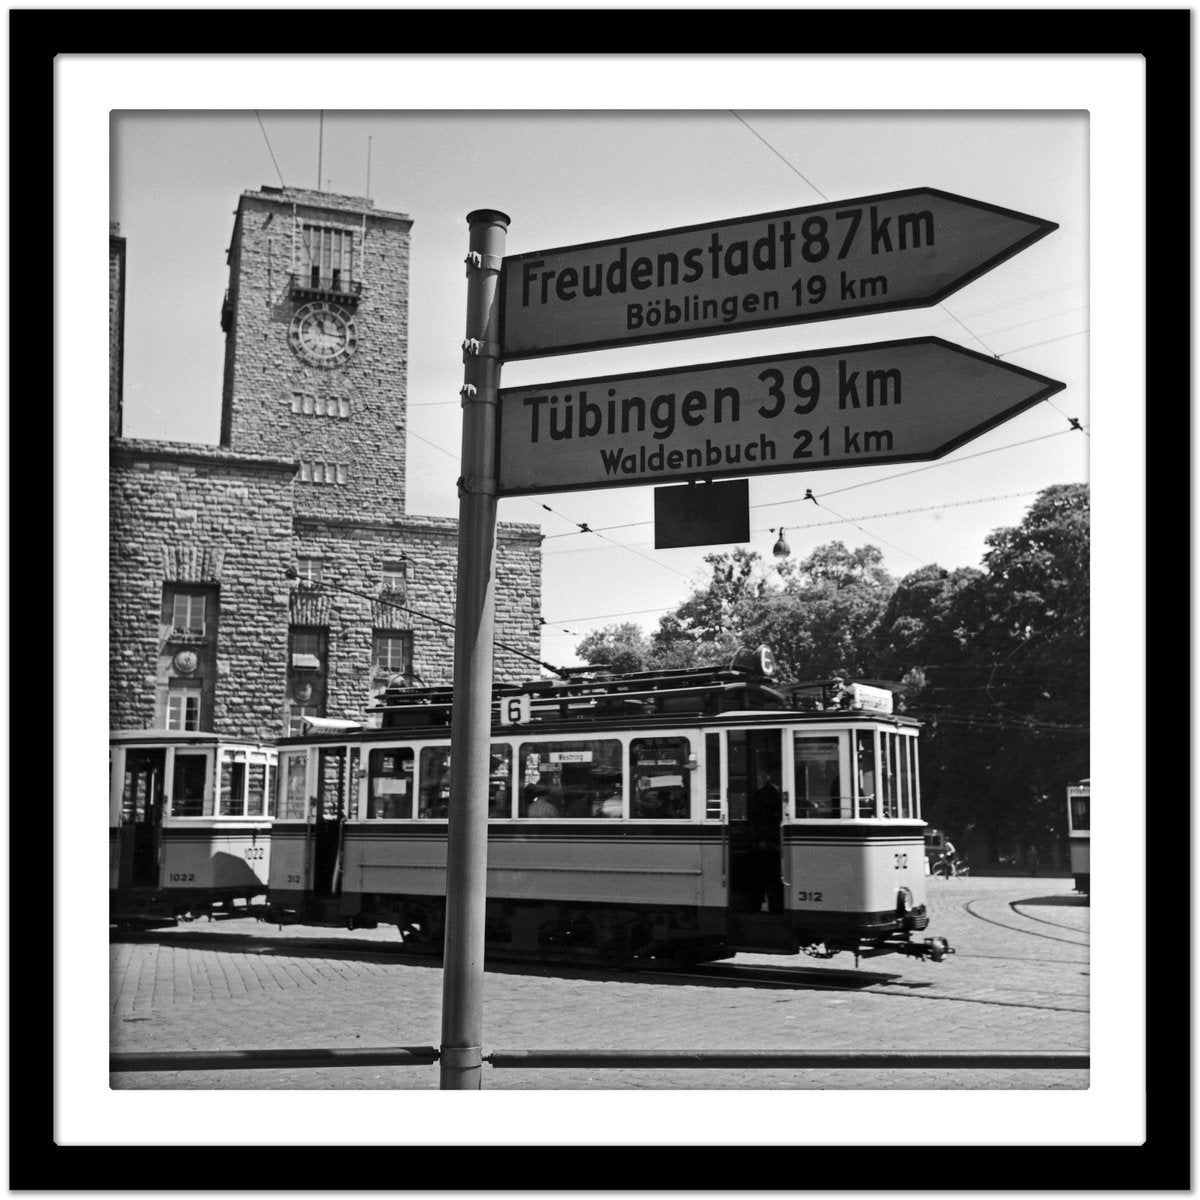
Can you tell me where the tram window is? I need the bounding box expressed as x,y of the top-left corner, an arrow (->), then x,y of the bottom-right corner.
412,745 -> 513,818
1070,796 -> 1090,831
880,732 -> 898,818
705,733 -> 722,819
220,754 -> 248,816
347,748 -> 361,820
855,731 -> 877,818
898,738 -> 916,819
519,740 -> 623,818
246,758 -> 268,817
369,748 -> 414,819
418,747 -> 451,818
489,747 -> 513,817
172,752 -> 209,817
631,737 -> 691,819
279,753 -> 308,820
793,736 -> 841,818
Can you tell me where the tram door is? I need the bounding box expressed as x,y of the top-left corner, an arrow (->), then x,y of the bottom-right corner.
726,729 -> 787,913
119,749 -> 165,890
311,747 -> 348,896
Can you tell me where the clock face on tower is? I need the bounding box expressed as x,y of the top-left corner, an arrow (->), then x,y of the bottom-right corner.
289,302 -> 358,367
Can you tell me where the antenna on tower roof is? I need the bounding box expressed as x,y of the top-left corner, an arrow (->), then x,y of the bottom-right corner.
317,111 -> 324,190
366,136 -> 372,198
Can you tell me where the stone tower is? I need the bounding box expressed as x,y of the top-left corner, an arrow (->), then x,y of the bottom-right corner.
219,186 -> 413,521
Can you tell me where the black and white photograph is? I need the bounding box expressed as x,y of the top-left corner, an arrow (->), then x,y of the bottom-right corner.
33,14 -> 1177,1180
106,105 -> 1093,1092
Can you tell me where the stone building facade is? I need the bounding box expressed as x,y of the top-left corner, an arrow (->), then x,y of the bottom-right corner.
110,186 -> 543,740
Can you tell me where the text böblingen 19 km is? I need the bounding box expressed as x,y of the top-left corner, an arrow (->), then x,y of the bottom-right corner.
500,189 -> 1058,358
495,339 -> 1066,497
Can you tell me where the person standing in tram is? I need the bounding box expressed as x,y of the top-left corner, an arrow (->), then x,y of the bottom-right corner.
750,765 -> 784,912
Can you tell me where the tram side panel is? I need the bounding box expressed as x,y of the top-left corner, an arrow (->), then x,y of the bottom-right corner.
339,822 -> 727,909
782,822 -> 929,938
159,824 -> 272,904
267,824 -> 311,908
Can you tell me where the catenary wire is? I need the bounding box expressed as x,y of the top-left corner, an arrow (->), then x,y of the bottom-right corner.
285,574 -> 569,679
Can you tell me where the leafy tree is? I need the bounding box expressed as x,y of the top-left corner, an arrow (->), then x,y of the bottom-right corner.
574,622 -> 653,673
906,485 -> 1090,852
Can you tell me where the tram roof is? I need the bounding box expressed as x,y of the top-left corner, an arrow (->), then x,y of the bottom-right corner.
281,649 -> 918,741
108,730 -> 273,748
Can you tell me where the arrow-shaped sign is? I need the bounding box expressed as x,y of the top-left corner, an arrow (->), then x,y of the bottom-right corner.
500,189 -> 1057,359
496,337 -> 1065,497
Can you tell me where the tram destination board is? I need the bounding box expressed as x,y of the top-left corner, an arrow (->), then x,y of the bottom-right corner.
499,188 -> 1058,359
495,337 -> 1065,497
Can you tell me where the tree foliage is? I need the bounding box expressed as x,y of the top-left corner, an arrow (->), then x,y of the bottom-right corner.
573,486 -> 1089,854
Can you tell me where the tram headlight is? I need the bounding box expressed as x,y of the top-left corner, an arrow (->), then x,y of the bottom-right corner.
897,887 -> 914,913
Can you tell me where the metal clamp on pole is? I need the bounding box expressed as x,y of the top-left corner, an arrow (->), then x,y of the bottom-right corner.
461,337 -> 503,362
456,475 -> 498,497
464,250 -> 503,274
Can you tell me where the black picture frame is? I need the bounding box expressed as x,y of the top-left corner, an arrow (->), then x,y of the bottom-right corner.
22,6 -> 1183,1191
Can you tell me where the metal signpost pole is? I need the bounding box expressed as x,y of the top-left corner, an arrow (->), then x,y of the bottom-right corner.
440,209 -> 509,1090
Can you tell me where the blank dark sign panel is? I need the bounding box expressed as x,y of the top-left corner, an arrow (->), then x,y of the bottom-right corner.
654,479 -> 750,549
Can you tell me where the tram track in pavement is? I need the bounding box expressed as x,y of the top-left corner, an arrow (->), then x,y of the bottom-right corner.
958,898 -> 1089,949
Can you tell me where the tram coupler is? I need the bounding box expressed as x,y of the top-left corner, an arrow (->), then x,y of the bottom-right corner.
904,936 -> 953,962
856,935 -> 954,965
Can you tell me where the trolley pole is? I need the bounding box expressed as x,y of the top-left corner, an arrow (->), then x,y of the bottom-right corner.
440,209 -> 509,1090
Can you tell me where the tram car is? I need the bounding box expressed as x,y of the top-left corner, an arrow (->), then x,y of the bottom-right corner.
1066,779 -> 1090,893
266,648 -> 951,966
110,731 -> 276,924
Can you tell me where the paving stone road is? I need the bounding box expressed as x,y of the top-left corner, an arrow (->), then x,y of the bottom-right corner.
111,875 -> 1088,1091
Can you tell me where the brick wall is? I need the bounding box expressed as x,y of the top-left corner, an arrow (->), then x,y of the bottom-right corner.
292,514 -> 544,720
110,441 -> 297,739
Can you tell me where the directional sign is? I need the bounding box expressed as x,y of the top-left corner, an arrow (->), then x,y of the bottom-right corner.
500,189 -> 1057,359
495,337 -> 1064,497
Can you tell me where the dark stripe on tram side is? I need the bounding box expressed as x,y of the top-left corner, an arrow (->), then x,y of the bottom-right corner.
782,823 -> 925,842
335,822 -> 726,841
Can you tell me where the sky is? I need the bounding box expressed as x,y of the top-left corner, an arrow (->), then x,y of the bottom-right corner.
111,108 -> 1089,670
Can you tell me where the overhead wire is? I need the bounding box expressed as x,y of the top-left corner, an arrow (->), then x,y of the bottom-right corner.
284,572 -> 570,679
542,489 -> 1043,546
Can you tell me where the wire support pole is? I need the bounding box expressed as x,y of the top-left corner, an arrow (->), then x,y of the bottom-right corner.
440,208 -> 510,1090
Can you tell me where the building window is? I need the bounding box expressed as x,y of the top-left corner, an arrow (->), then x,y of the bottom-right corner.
166,687 -> 203,731
170,592 -> 206,636
287,627 -> 327,733
292,393 -> 349,418
299,224 -> 355,292
299,460 -> 349,485
373,631 -> 413,675
381,559 -> 408,593
295,556 -> 324,587
286,706 -> 315,736
291,628 -> 327,672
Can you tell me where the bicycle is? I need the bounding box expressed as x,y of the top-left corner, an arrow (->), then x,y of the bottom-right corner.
931,856 -> 970,879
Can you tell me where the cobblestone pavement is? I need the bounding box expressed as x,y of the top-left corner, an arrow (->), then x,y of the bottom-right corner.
111,875 -> 1088,1090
